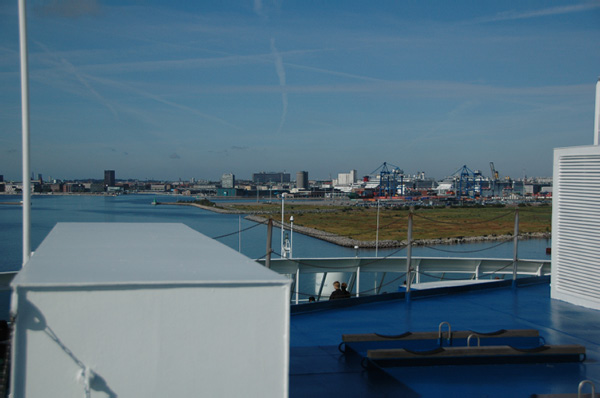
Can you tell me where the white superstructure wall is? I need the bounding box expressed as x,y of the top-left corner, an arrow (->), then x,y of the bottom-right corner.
10,223 -> 291,398
552,145 -> 600,310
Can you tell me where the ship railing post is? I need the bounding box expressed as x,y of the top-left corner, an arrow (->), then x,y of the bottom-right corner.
265,218 -> 273,269
512,208 -> 519,288
280,194 -> 285,257
356,265 -> 360,298
19,0 -> 31,267
295,267 -> 299,305
406,206 -> 413,302
376,272 -> 386,295
375,199 -> 380,257
317,272 -> 328,301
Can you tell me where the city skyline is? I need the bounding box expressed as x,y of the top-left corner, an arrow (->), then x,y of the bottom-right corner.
1,1 -> 599,181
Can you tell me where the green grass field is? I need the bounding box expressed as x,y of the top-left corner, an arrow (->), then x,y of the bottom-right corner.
226,203 -> 551,241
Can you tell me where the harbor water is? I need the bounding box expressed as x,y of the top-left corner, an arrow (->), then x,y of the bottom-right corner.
0,194 -> 551,298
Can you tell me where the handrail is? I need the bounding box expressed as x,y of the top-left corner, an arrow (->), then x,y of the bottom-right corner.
261,256 -> 550,303
467,334 -> 481,347
438,321 -> 452,346
578,380 -> 596,398
259,256 -> 550,276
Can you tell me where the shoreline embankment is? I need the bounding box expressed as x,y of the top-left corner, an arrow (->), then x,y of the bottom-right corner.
245,215 -> 550,248
157,201 -> 551,249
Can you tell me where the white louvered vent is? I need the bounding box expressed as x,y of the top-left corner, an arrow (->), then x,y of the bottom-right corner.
552,147 -> 600,310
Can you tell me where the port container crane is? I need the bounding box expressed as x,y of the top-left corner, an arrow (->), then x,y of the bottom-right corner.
370,162 -> 404,198
452,165 -> 481,199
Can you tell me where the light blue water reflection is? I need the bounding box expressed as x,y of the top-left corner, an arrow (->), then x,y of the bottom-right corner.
0,194 -> 550,273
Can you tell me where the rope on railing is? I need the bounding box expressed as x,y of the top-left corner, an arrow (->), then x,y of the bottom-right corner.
421,238 -> 512,254
211,221 -> 263,239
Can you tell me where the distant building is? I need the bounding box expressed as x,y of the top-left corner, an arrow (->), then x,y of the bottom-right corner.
84,183 -> 104,193
335,170 -> 357,186
296,171 -> 309,190
104,170 -> 115,187
151,184 -> 166,192
0,175 -> 3,183
217,188 -> 242,197
221,173 -> 235,188
253,172 -> 290,184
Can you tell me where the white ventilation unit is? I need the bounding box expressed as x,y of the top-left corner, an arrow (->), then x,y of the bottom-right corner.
552,146 -> 600,309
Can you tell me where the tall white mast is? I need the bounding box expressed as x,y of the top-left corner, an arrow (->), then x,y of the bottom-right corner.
595,77 -> 600,145
19,0 -> 31,266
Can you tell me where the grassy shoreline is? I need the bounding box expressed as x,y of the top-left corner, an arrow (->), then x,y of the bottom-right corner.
157,200 -> 551,247
227,202 -> 552,245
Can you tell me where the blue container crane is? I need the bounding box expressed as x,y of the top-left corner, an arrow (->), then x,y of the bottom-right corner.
451,165 -> 481,199
370,162 -> 404,198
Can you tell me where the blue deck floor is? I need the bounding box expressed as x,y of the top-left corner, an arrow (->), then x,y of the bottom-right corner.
289,282 -> 600,397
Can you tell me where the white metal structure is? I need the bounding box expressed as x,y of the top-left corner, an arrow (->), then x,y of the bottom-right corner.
551,78 -> 600,310
261,256 -> 550,301
18,0 -> 31,267
552,145 -> 600,310
594,78 -> 600,145
10,223 -> 291,397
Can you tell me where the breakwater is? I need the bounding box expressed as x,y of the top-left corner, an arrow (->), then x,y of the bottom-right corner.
155,201 -> 247,214
156,201 -> 340,215
245,215 -> 551,249
157,201 -> 551,249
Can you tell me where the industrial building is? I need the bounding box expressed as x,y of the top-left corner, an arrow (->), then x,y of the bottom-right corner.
221,173 -> 235,189
104,170 -> 115,188
296,171 -> 308,190
253,172 -> 290,184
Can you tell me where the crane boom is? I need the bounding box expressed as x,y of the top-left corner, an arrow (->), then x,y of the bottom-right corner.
489,162 -> 498,181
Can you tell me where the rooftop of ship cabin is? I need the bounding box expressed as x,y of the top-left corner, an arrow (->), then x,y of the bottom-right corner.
289,278 -> 600,398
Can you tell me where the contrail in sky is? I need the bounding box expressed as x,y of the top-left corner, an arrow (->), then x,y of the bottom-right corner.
270,38 -> 287,134
35,41 -> 118,119
254,0 -> 265,17
475,2 -> 600,23
84,74 -> 241,130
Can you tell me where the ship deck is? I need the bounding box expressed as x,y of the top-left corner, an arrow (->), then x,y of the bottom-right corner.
289,281 -> 600,397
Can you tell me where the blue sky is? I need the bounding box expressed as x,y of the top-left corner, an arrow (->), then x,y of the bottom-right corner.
0,1 -> 599,181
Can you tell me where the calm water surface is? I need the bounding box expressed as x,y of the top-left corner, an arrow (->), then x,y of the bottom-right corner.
0,194 -> 550,274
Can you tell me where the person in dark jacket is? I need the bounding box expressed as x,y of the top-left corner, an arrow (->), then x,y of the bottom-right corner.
341,282 -> 351,299
329,281 -> 345,300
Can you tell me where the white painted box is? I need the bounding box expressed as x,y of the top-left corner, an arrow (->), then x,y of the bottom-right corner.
10,223 -> 290,397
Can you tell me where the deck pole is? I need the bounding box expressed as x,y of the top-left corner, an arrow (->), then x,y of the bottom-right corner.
512,208 -> 519,288
290,216 -> 294,258
317,272 -> 327,301
19,0 -> 31,267
375,199 -> 380,257
280,194 -> 285,257
265,218 -> 273,268
356,266 -> 360,298
406,207 -> 413,302
295,268 -> 299,305
594,77 -> 599,145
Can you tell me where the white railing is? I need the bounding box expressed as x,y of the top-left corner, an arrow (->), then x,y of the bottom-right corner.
257,257 -> 551,303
